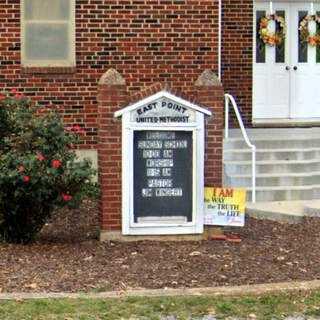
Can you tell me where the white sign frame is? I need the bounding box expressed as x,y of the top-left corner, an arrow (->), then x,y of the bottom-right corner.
115,90 -> 211,235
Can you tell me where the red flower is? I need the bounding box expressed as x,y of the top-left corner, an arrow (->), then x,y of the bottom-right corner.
10,88 -> 17,93
66,126 -> 73,131
24,176 -> 29,182
53,160 -> 61,167
0,95 -> 3,101
62,193 -> 70,201
80,129 -> 86,135
38,155 -> 45,161
14,93 -> 22,98
74,125 -> 80,131
19,166 -> 24,172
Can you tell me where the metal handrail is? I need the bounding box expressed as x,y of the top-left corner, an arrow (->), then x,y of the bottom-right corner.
224,93 -> 256,203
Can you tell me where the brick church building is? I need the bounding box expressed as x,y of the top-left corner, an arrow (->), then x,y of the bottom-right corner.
1,0 -> 318,238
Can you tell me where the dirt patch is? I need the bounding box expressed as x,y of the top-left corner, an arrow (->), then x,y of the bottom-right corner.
0,201 -> 319,293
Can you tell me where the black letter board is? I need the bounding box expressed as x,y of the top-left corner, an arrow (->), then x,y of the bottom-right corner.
134,130 -> 193,222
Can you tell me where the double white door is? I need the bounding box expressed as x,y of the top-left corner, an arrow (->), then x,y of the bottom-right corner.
253,2 -> 320,121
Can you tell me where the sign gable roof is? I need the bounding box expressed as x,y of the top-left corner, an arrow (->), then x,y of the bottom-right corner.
114,90 -> 212,118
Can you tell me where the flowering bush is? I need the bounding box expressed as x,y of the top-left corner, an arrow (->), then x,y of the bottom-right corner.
0,90 -> 99,243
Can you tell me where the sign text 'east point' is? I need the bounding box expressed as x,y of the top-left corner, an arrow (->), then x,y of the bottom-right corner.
135,100 -> 190,123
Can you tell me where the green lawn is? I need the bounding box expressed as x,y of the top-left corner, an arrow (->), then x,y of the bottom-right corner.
0,291 -> 320,319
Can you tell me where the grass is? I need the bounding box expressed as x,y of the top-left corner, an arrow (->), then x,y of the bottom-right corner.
0,290 -> 319,319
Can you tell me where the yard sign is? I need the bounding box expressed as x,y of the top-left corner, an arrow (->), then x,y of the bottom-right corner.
204,187 -> 247,227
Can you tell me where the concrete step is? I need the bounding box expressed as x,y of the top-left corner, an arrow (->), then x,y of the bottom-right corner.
245,185 -> 316,202
312,184 -> 320,199
227,127 -> 320,138
223,128 -> 320,202
246,199 -> 320,222
224,172 -> 317,188
304,200 -> 320,216
223,148 -> 320,161
224,160 -> 319,175
223,138 -> 317,149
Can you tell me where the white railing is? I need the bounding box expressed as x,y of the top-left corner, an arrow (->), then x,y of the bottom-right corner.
224,93 -> 256,203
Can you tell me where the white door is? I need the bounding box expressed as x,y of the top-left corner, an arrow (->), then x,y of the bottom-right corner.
253,2 -> 320,121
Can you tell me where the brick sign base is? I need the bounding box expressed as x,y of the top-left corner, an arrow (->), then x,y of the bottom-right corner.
97,68 -> 224,241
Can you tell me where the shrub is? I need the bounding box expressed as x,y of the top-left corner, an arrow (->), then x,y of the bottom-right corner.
0,90 -> 99,243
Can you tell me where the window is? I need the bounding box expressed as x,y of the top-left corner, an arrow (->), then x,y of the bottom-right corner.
21,0 -> 75,67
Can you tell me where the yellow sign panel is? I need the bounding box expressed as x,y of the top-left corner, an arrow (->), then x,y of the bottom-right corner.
204,187 -> 247,226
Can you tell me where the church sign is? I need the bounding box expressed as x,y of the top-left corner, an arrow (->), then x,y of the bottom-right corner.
134,130 -> 193,224
115,90 -> 211,235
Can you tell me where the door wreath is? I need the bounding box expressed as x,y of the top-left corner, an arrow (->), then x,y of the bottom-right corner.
259,14 -> 286,46
299,14 -> 320,46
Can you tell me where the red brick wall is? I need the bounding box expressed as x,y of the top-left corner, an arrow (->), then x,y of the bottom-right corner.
0,0 -> 221,148
196,86 -> 224,187
221,0 -> 253,126
97,81 -> 125,232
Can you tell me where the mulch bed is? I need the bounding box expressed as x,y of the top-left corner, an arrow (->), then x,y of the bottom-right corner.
0,201 -> 320,293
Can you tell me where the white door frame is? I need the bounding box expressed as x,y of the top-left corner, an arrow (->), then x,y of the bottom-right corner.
253,1 -> 320,125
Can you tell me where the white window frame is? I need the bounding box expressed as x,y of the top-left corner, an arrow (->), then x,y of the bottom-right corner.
21,0 -> 75,67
